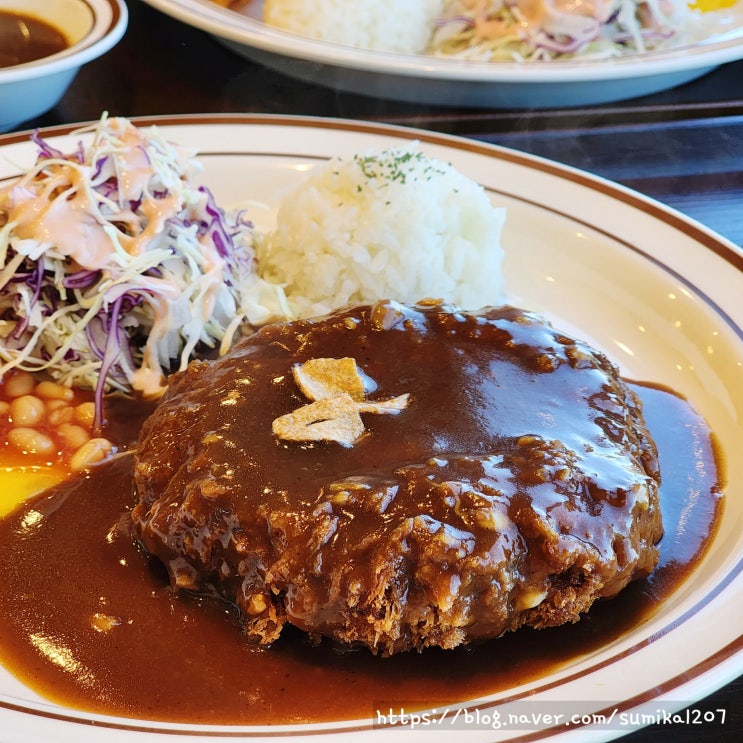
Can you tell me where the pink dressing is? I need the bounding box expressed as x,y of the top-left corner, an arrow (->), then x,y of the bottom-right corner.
8,175 -> 117,269
1,120 -> 224,276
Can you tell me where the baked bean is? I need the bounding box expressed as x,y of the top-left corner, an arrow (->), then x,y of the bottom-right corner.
4,371 -> 35,398
8,427 -> 55,455
2,373 -> 115,473
47,403 -> 75,426
74,402 -> 96,427
57,423 -> 90,450
35,380 -> 75,401
9,395 -> 46,427
70,438 -> 114,471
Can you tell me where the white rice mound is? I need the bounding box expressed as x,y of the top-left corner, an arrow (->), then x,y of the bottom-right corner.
263,0 -> 445,54
257,144 -> 507,318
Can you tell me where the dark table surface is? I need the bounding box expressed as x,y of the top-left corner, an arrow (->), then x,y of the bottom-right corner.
6,1 -> 743,740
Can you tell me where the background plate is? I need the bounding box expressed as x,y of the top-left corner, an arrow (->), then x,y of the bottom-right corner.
140,0 -> 743,107
0,115 -> 742,742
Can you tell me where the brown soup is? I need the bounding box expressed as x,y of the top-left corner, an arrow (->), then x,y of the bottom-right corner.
0,382 -> 724,725
0,11 -> 69,69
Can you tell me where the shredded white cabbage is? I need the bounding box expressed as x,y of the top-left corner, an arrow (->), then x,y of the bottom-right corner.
0,115 -> 289,426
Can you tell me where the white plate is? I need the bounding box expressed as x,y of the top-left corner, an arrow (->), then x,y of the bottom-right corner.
0,114 -> 742,742
139,0 -> 743,107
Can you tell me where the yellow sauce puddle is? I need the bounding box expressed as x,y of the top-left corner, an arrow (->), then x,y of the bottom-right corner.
0,468 -> 66,518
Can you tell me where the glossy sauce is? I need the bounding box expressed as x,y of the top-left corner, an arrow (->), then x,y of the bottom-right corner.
0,11 -> 68,69
0,383 -> 722,724
132,303 -> 665,654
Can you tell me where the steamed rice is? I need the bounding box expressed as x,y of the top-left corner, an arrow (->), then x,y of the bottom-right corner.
263,0 -> 445,54
257,144 -> 506,318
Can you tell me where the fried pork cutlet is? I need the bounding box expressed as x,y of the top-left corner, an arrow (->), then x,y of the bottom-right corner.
131,300 -> 662,656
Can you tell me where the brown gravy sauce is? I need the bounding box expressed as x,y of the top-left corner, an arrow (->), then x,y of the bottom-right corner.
0,384 -> 723,724
0,11 -> 68,69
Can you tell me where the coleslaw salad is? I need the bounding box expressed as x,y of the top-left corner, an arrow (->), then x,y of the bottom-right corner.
0,115 -> 288,430
430,0 -> 705,61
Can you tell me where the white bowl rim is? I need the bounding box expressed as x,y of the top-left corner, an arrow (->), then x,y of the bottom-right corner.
0,0 -> 128,82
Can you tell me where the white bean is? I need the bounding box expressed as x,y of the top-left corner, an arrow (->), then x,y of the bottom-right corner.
70,438 -> 113,471
47,402 -> 74,426
10,395 -> 46,427
4,371 -> 35,398
8,427 -> 55,455
74,402 -> 96,427
57,423 -> 90,450
35,380 -> 74,401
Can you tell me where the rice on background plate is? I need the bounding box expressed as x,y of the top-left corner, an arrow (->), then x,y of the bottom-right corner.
263,0 -> 446,54
257,143 -> 507,318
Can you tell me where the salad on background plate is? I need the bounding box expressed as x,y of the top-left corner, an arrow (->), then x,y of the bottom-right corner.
142,0 -> 743,107
429,0 -> 710,61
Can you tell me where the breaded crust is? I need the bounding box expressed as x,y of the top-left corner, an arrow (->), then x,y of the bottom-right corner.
132,301 -> 662,655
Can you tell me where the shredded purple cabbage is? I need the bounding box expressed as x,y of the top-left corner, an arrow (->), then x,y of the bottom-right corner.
30,130 -> 65,160
10,261 -> 44,340
200,186 -> 233,259
62,270 -> 101,289
91,155 -> 108,182
92,296 -> 126,431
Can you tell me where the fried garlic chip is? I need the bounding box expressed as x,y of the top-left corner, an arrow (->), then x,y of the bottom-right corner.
274,358 -> 409,446
272,393 -> 364,447
292,357 -> 366,402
